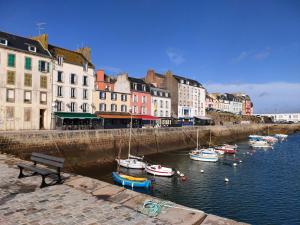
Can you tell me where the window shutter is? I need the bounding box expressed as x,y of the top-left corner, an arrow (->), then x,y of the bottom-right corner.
38,61 -> 41,72
47,62 -> 50,72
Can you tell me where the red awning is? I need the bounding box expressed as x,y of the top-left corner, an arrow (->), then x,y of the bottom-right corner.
134,115 -> 160,120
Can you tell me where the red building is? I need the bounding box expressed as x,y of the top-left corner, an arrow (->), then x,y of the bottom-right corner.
95,69 -> 115,91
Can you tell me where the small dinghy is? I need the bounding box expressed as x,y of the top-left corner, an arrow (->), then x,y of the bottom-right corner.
145,164 -> 174,177
189,148 -> 219,162
112,172 -> 151,189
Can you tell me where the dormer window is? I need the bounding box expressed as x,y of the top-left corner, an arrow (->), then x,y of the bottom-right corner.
57,56 -> 64,65
83,61 -> 88,71
0,38 -> 7,46
28,45 -> 36,53
134,83 -> 137,90
142,85 -> 146,91
186,81 -> 190,85
180,79 -> 184,84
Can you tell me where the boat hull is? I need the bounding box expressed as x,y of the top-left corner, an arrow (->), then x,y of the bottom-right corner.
145,165 -> 174,177
116,159 -> 146,169
189,154 -> 218,162
112,172 -> 151,189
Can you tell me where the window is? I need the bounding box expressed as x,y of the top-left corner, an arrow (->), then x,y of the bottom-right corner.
83,89 -> 88,99
24,91 -> 32,104
142,96 -> 146,104
165,92 -> 169,97
141,106 -> 146,114
40,76 -> 47,89
38,60 -> 49,72
121,94 -> 127,101
24,74 -> 32,87
153,91 -> 157,95
7,71 -> 15,85
121,105 -> 127,112
166,111 -> 169,117
8,53 -> 15,67
56,101 -> 62,111
28,45 -> 36,52
25,57 -> 32,70
160,100 -> 163,108
111,92 -> 117,101
142,85 -> 146,91
83,62 -> 88,71
24,108 -> 31,122
159,92 -> 163,97
6,89 -> 15,102
99,91 -> 106,100
70,74 -> 76,84
40,92 -> 47,105
133,106 -> 137,114
99,103 -> 106,112
83,76 -> 88,86
6,107 -> 14,120
57,86 -> 63,97
57,71 -> 63,82
160,110 -> 163,117
180,79 -> 184,84
165,101 -> 169,108
57,56 -> 63,65
81,103 -> 88,112
133,83 -> 137,90
71,88 -> 76,98
111,104 -> 117,112
70,102 -> 76,112
0,38 -> 7,46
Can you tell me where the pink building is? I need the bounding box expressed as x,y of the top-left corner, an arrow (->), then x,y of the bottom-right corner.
128,77 -> 151,115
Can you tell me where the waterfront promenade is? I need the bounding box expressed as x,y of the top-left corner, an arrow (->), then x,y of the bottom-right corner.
0,153 -> 247,225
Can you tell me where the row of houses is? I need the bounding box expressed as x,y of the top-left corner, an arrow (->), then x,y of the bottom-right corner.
206,93 -> 253,115
0,30 -> 252,131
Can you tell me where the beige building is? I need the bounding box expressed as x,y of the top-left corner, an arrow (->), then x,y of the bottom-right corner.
93,90 -> 130,113
0,31 -> 52,130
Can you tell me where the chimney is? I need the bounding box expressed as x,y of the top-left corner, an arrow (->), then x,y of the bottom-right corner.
32,34 -> 48,50
76,47 -> 91,62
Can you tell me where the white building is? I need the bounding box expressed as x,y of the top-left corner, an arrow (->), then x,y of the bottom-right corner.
150,86 -> 171,118
258,113 -> 300,123
0,31 -> 52,130
175,75 -> 206,118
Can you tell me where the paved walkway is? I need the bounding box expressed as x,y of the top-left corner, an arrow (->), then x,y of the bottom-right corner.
0,154 -> 247,225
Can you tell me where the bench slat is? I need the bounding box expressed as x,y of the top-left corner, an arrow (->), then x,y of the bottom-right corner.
31,156 -> 64,168
32,153 -> 65,163
17,163 -> 55,175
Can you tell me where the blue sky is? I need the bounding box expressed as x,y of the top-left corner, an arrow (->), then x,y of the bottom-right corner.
0,0 -> 299,113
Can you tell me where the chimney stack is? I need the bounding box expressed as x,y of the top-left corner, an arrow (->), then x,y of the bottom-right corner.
76,47 -> 91,62
32,34 -> 48,50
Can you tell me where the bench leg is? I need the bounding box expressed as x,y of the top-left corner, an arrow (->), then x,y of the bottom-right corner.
40,175 -> 47,188
18,167 -> 25,179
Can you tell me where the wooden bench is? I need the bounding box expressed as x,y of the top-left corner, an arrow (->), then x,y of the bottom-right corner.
17,153 -> 65,188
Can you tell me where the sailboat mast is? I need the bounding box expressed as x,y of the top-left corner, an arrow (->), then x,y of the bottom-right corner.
128,113 -> 133,158
196,128 -> 199,150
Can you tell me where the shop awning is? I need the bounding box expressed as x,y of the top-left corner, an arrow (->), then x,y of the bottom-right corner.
134,115 -> 160,121
55,112 -> 98,119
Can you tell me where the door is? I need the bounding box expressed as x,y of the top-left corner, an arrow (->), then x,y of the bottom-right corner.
39,109 -> 45,129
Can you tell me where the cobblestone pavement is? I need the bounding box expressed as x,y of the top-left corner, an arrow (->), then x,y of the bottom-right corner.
0,154 -> 247,225
0,154 -> 169,225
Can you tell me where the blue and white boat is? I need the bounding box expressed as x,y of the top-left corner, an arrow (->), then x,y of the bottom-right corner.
112,172 -> 152,189
189,148 -> 219,162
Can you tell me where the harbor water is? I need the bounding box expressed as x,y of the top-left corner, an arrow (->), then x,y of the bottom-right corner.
74,133 -> 300,225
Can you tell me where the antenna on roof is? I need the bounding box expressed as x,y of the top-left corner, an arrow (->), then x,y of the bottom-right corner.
36,22 -> 46,35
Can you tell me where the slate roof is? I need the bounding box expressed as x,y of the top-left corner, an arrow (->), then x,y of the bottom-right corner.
0,30 -> 51,58
128,76 -> 150,92
48,44 -> 94,68
173,74 -> 203,87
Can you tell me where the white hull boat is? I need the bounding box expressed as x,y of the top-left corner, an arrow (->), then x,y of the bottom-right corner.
116,158 -> 146,169
145,165 -> 174,177
189,148 -> 219,162
250,140 -> 272,148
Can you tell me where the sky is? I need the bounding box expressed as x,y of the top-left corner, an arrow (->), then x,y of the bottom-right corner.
0,0 -> 299,113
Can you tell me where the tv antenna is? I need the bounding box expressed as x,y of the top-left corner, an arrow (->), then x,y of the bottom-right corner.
36,22 -> 46,35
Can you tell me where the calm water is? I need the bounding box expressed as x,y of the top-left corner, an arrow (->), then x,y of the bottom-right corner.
75,133 -> 300,225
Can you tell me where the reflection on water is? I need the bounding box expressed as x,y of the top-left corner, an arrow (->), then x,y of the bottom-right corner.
74,133 -> 300,225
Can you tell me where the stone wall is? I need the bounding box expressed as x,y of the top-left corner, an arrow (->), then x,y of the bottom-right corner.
1,124 -> 300,169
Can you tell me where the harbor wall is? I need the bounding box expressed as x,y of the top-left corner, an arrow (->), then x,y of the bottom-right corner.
0,124 -> 299,169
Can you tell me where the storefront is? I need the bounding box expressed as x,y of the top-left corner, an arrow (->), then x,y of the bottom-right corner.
54,112 -> 103,130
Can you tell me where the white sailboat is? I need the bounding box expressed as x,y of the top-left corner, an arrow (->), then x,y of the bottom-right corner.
189,129 -> 219,162
116,113 -> 146,169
